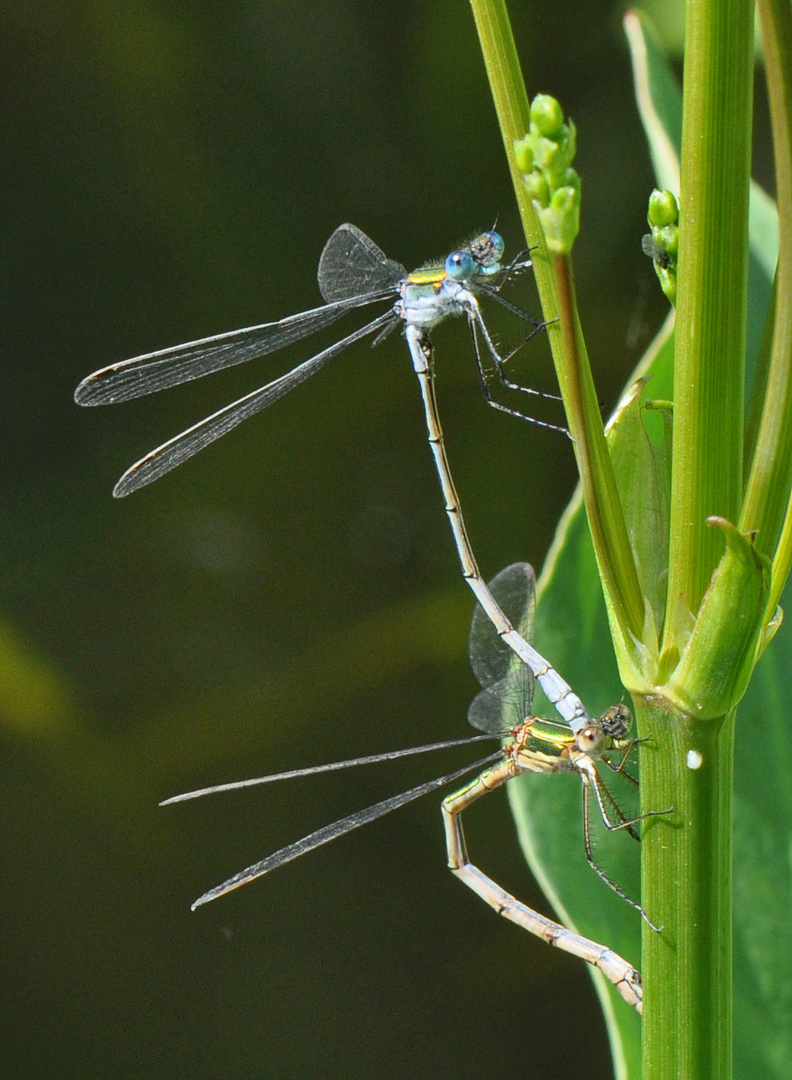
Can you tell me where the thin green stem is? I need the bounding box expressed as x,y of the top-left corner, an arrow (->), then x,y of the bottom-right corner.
467,0 -> 531,180
468,0 -> 643,643
664,0 -> 754,633
743,276 -> 777,474
552,256 -> 644,639
768,499 -> 792,619
748,0 -> 792,612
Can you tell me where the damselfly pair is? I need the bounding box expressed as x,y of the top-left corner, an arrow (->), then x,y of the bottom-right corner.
163,563 -> 658,1013
76,226 -> 658,1008
75,223 -> 593,735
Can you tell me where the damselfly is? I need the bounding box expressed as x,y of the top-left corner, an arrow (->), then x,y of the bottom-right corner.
163,564 -> 661,1012
75,225 -> 592,734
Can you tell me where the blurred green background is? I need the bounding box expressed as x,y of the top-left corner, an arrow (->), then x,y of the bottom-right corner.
0,2 -> 733,1077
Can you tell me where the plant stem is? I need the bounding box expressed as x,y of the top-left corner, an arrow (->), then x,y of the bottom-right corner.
664,0 -> 754,628
749,0 -> 792,613
552,256 -> 644,638
469,0 -> 643,642
639,700 -> 734,1080
644,0 -> 754,1073
467,0 -> 531,201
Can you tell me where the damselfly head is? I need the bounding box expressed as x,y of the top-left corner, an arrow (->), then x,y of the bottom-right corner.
466,230 -> 505,271
599,703 -> 633,740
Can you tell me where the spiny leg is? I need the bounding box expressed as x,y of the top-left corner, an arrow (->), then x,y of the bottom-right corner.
602,739 -> 642,786
588,764 -> 643,841
466,308 -> 568,435
588,758 -> 672,835
441,762 -> 643,1012
580,771 -> 662,931
465,286 -> 566,406
601,723 -> 657,785
473,288 -> 549,363
492,249 -> 536,280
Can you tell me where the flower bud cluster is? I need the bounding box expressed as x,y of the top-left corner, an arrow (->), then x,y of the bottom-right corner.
514,94 -> 581,254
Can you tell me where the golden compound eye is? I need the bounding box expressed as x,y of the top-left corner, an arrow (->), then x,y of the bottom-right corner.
577,725 -> 606,754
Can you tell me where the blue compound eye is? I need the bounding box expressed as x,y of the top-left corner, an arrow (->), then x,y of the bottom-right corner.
480,231 -> 505,262
445,250 -> 475,280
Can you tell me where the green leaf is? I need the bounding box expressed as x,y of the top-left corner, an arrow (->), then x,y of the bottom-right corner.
732,613 -> 792,1079
624,10 -> 682,194
608,381 -> 671,666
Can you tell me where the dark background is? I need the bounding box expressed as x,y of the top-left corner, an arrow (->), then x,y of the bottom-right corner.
0,3 -> 706,1078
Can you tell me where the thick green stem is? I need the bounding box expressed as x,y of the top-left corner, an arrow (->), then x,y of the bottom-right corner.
638,699 -> 734,1080
664,0 -> 754,628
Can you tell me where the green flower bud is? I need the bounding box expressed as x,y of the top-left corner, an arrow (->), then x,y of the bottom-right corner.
531,135 -> 554,170
644,189 -> 679,306
658,225 -> 678,256
657,267 -> 677,306
539,184 -> 581,254
648,189 -> 679,229
523,170 -> 551,206
530,94 -> 564,138
514,136 -> 534,174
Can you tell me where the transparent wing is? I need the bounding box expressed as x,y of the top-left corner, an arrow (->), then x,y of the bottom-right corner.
161,733 -> 493,804
469,562 -> 536,689
467,673 -> 535,736
75,291 -> 393,407
318,223 -> 406,303
467,563 -> 536,735
113,309 -> 396,497
191,751 -> 501,908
